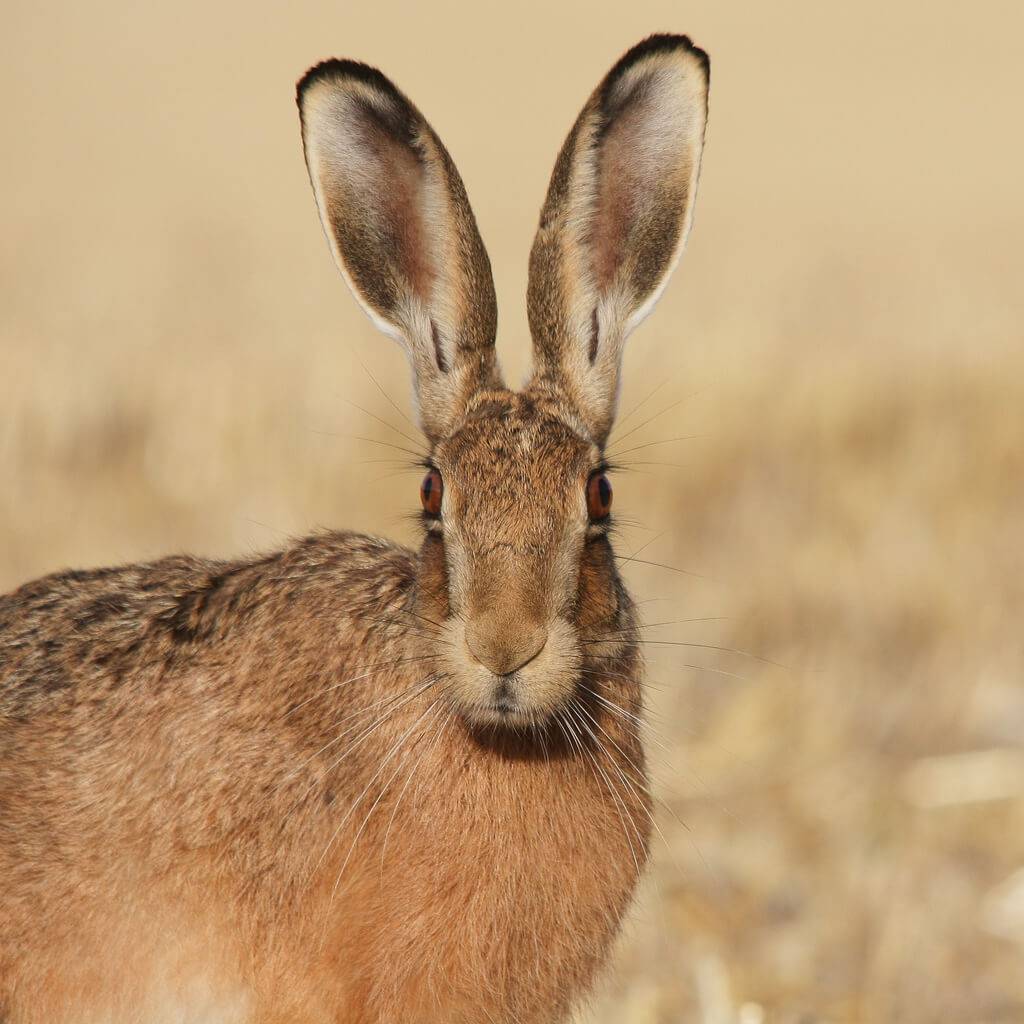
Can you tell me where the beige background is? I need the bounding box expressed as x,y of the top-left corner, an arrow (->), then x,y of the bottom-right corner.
4,1 -> 1024,1020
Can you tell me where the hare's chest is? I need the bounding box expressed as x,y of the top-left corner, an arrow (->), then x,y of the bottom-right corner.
315,755 -> 650,1023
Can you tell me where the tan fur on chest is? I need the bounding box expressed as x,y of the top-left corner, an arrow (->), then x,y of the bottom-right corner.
303,720 -> 649,1023
7,707 -> 647,1024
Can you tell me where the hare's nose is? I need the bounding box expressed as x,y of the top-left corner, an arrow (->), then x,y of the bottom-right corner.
464,614 -> 548,677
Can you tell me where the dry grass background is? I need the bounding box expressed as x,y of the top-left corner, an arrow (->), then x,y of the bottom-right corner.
3,1 -> 1024,1020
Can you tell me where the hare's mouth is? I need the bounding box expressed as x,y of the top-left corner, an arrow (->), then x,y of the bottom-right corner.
466,674 -> 550,728
438,616 -> 582,729
470,685 -> 540,728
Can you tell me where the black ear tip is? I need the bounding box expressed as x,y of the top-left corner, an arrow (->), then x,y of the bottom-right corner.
607,33 -> 710,87
295,57 -> 404,108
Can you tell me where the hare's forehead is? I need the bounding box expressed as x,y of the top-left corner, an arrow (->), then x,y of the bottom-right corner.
437,409 -> 594,487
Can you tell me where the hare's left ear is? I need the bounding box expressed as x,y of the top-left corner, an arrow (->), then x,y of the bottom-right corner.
298,60 -> 501,441
527,35 -> 709,445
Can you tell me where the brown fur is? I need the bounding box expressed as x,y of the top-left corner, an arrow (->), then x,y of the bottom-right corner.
0,34 -> 709,1023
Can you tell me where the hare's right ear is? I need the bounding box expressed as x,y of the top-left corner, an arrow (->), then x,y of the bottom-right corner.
527,35 -> 709,445
298,60 -> 501,441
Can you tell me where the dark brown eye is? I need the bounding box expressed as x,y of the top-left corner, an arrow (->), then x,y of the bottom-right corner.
420,468 -> 443,517
586,472 -> 612,521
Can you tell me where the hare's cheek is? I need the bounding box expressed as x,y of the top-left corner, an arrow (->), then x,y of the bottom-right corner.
513,617 -> 582,715
414,535 -> 452,620
576,539 -> 620,635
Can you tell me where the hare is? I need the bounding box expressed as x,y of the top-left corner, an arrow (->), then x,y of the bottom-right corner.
0,33 -> 709,1024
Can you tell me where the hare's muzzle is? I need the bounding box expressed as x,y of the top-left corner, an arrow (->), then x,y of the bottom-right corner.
464,611 -> 548,677
440,611 -> 582,728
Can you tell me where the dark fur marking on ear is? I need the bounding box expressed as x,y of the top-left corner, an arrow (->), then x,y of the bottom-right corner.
588,308 -> 600,363
598,34 -> 709,112
431,320 -> 449,373
297,57 -> 412,113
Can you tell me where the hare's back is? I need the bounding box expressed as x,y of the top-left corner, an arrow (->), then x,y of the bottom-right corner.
0,530 -> 415,727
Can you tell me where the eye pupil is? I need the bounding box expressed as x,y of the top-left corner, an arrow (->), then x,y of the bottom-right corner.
587,472 -> 612,521
420,468 -> 443,517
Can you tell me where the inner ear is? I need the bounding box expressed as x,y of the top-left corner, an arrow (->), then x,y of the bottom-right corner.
592,95 -> 649,290
320,92 -> 438,323
591,66 -> 697,302
374,133 -> 433,302
359,99 -> 434,302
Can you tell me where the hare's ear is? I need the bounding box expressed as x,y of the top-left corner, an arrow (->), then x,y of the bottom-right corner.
527,35 -> 709,444
298,60 -> 501,441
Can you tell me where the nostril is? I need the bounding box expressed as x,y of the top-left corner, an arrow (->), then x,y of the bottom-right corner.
517,627 -> 548,670
464,619 -> 549,676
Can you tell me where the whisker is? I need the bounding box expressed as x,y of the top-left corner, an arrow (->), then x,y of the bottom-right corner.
585,638 -> 786,668
338,394 -> 423,449
606,392 -> 698,450
358,358 -> 422,437
368,468 -> 423,485
380,702 -> 451,876
609,378 -> 671,435
322,695 -> 444,904
588,616 -> 731,640
310,676 -> 441,783
573,699 -> 665,850
307,429 -> 424,462
283,656 -> 442,718
401,608 -> 448,633
282,678 -> 438,826
572,698 -> 710,904
578,677 -> 740,829
586,652 -> 754,683
626,527 -> 670,563
276,675 -> 442,843
613,554 -> 704,579
607,435 -> 703,459
362,607 -> 449,637
345,457 -> 421,468
348,435 -> 427,461
580,596 -> 675,637
577,683 -> 670,755
564,700 -> 645,876
411,701 -> 455,810
613,460 -> 689,471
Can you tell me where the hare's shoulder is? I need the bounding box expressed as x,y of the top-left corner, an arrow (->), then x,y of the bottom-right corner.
0,530 -> 415,720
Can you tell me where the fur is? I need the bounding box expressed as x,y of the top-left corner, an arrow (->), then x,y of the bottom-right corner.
0,34 -> 709,1023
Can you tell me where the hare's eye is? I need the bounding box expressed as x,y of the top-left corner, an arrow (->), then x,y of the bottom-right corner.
586,472 -> 612,521
420,468 -> 443,517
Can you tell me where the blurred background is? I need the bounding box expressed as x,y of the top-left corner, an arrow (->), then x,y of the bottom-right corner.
3,1 -> 1024,1020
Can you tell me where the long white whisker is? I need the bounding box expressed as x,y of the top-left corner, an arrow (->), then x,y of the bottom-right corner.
284,656 -> 440,718
310,676 -> 440,785
379,701 -> 450,876
320,696 -> 443,906
563,702 -> 643,877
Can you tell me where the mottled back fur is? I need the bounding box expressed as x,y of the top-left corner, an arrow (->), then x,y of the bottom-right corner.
0,34 -> 709,1024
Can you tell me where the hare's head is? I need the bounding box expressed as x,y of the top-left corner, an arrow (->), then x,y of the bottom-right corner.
298,36 -> 708,728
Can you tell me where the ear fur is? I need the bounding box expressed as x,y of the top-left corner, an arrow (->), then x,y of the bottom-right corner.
298,60 -> 501,441
527,35 -> 709,444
